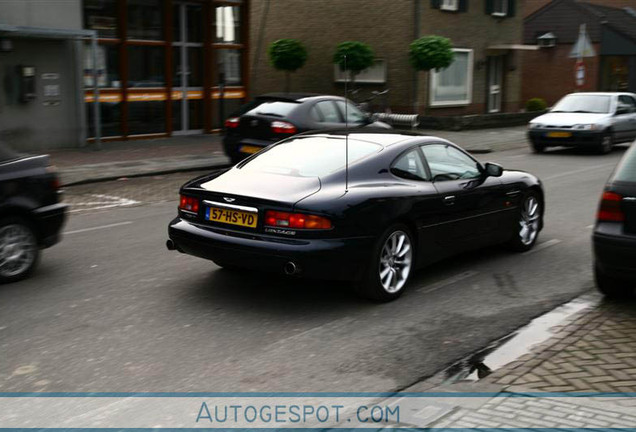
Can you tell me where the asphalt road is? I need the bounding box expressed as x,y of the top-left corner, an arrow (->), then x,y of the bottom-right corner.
0,143 -> 629,393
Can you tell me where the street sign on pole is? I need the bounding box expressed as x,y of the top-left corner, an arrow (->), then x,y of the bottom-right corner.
575,60 -> 586,87
569,24 -> 596,59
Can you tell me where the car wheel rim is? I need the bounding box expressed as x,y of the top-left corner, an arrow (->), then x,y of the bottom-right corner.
519,196 -> 540,246
378,231 -> 412,294
0,224 -> 36,278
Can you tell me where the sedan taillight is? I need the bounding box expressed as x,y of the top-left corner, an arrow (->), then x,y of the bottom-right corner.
597,191 -> 625,222
224,117 -> 240,129
271,121 -> 297,134
265,210 -> 332,229
179,195 -> 199,213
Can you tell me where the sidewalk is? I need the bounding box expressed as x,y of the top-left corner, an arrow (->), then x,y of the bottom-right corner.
374,293 -> 636,428
51,127 -> 529,186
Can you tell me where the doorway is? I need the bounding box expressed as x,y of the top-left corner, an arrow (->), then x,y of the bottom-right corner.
487,56 -> 504,113
172,1 -> 205,135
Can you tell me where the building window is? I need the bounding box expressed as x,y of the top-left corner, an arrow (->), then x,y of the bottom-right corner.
128,46 -> 166,87
430,49 -> 473,107
128,0 -> 164,40
83,43 -> 120,88
215,49 -> 242,85
493,0 -> 507,15
84,0 -> 118,39
215,6 -> 241,44
334,59 -> 387,84
441,0 -> 459,11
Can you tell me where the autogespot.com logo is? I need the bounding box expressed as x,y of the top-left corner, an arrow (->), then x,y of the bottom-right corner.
195,401 -> 400,426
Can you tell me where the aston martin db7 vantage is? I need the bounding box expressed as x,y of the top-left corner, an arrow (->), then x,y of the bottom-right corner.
167,131 -> 544,301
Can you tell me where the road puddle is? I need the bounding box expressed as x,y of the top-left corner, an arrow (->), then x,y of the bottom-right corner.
444,296 -> 598,382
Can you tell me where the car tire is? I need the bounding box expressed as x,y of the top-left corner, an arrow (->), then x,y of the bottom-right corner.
598,132 -> 613,155
355,224 -> 414,302
595,264 -> 633,299
530,141 -> 546,154
507,191 -> 542,252
0,217 -> 40,284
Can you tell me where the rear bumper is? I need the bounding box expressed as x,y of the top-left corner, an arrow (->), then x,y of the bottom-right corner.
593,230 -> 636,280
222,136 -> 275,161
168,217 -> 375,281
528,130 -> 604,147
32,203 -> 69,248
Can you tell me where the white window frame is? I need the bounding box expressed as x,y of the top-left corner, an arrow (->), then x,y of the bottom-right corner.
429,48 -> 473,107
440,0 -> 459,11
334,59 -> 387,84
492,0 -> 508,17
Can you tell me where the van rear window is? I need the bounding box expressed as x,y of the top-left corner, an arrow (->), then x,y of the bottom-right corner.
614,146 -> 636,183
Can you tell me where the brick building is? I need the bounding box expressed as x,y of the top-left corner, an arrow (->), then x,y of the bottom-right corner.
523,0 -> 636,106
249,0 -> 525,115
524,0 -> 636,17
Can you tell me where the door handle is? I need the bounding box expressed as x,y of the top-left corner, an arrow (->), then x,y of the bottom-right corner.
443,195 -> 456,205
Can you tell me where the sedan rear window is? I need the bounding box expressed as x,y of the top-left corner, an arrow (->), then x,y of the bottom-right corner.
614,146 -> 636,183
240,136 -> 381,177
245,101 -> 299,117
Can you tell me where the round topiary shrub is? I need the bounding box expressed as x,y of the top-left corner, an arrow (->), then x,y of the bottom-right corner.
526,98 -> 548,112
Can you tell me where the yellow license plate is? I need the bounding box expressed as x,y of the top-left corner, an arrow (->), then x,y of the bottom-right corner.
547,131 -> 572,138
207,207 -> 258,228
240,145 -> 262,154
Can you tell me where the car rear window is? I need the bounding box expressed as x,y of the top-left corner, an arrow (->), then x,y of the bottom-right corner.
245,101 -> 299,117
240,136 -> 381,177
613,146 -> 636,183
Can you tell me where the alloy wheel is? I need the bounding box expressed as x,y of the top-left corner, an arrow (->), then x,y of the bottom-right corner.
0,224 -> 37,279
378,230 -> 412,294
601,135 -> 612,154
519,196 -> 540,246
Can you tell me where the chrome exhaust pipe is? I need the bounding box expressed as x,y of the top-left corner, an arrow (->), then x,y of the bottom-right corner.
284,261 -> 299,275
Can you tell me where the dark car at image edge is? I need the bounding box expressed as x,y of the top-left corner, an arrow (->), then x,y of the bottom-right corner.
593,143 -> 636,297
0,144 -> 68,283
168,131 -> 544,301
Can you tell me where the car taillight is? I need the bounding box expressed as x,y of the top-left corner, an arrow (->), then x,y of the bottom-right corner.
597,191 -> 625,222
224,117 -> 240,128
179,195 -> 199,213
271,121 -> 297,134
265,210 -> 332,229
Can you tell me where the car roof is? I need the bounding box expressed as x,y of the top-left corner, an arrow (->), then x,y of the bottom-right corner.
257,93 -> 345,103
564,92 -> 636,97
295,129 -> 443,148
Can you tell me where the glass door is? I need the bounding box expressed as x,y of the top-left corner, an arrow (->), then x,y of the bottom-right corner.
173,2 -> 204,135
487,56 -> 504,113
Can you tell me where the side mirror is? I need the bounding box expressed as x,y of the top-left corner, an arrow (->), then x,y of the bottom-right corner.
484,162 -> 504,177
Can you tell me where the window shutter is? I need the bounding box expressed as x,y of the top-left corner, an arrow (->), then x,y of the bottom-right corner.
507,0 -> 516,16
431,0 -> 441,9
459,0 -> 468,12
485,0 -> 494,14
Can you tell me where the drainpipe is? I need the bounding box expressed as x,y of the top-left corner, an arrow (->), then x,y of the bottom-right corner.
91,31 -> 101,150
251,0 -> 271,94
413,0 -> 421,113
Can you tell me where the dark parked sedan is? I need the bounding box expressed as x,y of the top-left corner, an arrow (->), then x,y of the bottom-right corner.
168,131 -> 544,301
222,93 -> 391,164
593,144 -> 636,297
0,144 -> 68,282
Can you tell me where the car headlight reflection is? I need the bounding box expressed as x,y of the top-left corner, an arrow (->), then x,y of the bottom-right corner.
529,123 -> 543,129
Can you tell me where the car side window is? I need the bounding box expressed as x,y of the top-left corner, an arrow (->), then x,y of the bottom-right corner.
335,100 -> 367,124
619,96 -> 636,111
421,144 -> 481,182
391,149 -> 428,181
314,101 -> 341,123
309,105 -> 324,122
